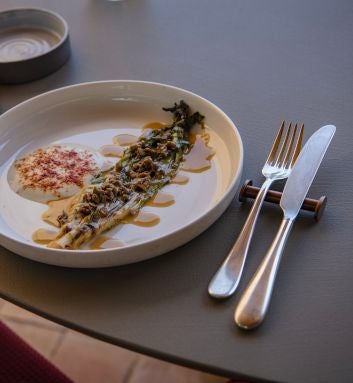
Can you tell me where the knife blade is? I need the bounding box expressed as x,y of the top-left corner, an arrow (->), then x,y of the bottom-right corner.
235,125 -> 336,329
281,125 -> 336,219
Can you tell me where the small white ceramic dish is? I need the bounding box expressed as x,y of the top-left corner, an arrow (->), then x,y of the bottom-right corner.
0,81 -> 243,268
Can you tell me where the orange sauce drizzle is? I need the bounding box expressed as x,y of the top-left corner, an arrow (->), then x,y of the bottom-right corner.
123,211 -> 160,227
112,134 -> 138,146
32,228 -> 58,244
146,190 -> 175,207
182,135 -> 215,172
90,235 -> 125,250
142,121 -> 167,130
98,144 -> 124,157
171,173 -> 189,185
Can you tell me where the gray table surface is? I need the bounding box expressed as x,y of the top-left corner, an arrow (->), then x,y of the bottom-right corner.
1,1 -> 353,382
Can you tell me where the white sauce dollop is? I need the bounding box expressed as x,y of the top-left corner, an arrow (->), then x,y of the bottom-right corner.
8,143 -> 113,203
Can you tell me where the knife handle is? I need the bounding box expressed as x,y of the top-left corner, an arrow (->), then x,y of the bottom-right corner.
234,217 -> 294,329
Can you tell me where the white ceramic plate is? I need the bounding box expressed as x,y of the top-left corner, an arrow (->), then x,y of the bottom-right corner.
0,81 -> 243,268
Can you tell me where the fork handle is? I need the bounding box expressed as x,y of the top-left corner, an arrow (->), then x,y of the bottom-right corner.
208,178 -> 273,298
234,217 -> 294,329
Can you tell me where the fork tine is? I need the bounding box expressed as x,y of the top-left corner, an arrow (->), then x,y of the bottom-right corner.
275,122 -> 292,166
266,121 -> 285,164
283,123 -> 298,167
289,123 -> 304,167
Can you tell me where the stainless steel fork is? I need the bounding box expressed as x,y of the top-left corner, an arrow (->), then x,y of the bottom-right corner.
208,121 -> 304,298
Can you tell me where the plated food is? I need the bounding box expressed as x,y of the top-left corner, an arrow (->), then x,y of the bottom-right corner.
43,101 -> 209,249
0,80 -> 242,267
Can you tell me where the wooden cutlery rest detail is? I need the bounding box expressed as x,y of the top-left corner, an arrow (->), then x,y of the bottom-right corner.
239,180 -> 326,221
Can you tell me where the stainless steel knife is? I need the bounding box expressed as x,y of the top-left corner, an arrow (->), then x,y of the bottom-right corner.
234,125 -> 336,330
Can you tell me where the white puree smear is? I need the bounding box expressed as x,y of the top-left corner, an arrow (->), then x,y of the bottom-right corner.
7,143 -> 112,203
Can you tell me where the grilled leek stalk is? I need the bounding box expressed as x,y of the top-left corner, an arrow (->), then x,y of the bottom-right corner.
48,101 -> 204,249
